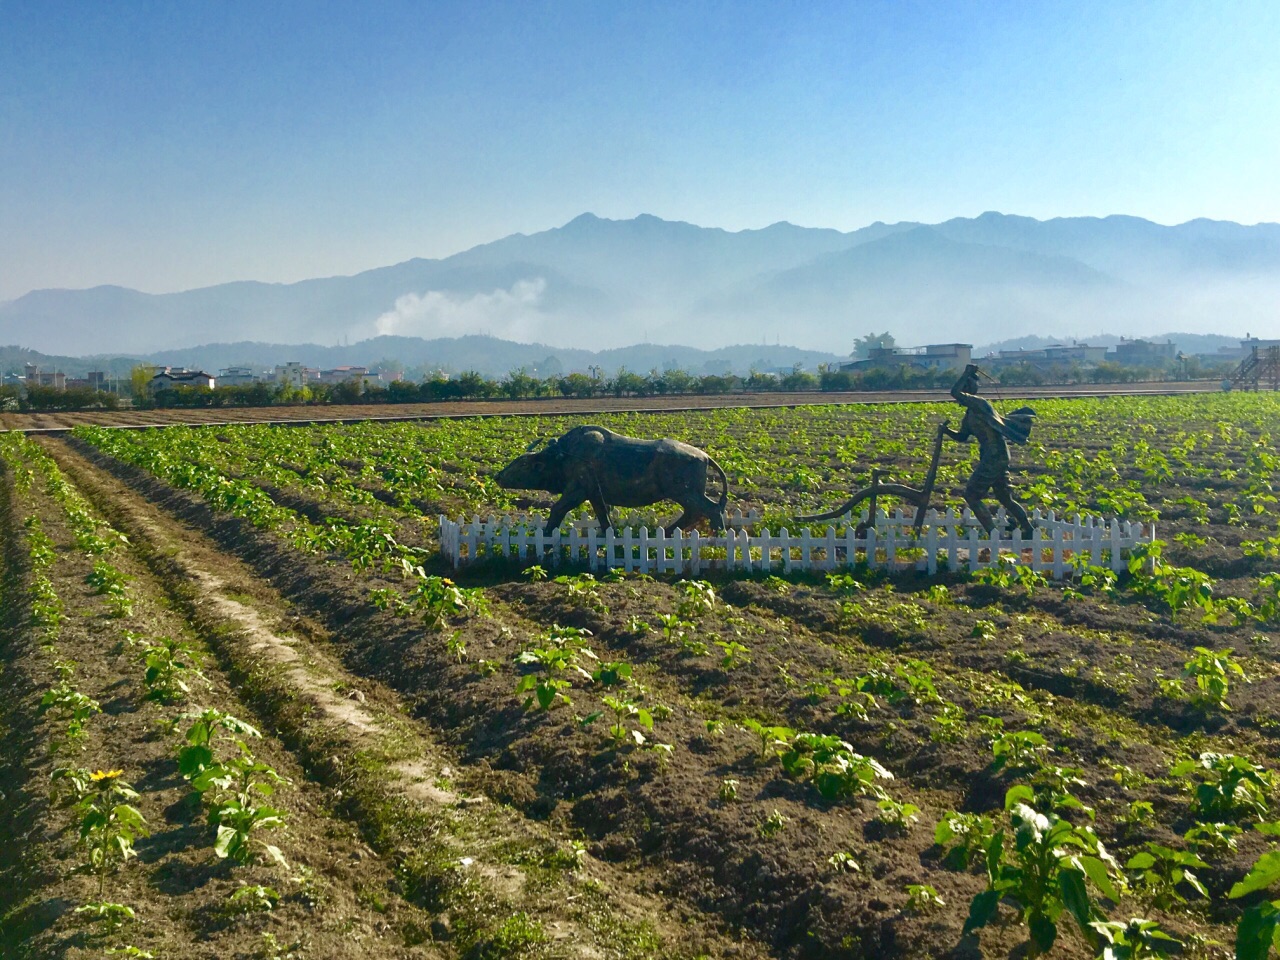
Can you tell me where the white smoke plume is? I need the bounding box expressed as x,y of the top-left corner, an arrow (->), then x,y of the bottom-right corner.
373,278 -> 547,341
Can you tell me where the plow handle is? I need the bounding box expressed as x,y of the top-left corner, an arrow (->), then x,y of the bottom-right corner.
913,423 -> 947,532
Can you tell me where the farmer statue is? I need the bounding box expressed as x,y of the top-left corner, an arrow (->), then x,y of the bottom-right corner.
942,363 -> 1036,538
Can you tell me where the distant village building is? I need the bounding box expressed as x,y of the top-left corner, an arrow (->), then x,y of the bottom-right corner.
1110,338 -> 1176,367
23,364 -> 67,390
218,366 -> 258,386
317,365 -> 369,385
840,343 -> 972,373
1214,335 -> 1280,362
149,368 -> 216,391
273,362 -> 317,388
986,343 -> 1108,371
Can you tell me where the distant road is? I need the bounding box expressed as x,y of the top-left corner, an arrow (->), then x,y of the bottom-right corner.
0,379 -> 1228,433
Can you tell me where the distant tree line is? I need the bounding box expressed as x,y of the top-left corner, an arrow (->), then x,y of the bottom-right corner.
0,384 -> 122,412
1,356 -> 1236,414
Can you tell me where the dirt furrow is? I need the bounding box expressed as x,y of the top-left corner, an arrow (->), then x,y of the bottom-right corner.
41,436 -> 764,960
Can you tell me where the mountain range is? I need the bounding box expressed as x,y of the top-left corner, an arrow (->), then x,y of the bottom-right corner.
3,212 -> 1278,357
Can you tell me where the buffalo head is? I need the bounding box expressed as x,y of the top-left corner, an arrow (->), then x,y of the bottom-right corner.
495,437 -> 565,493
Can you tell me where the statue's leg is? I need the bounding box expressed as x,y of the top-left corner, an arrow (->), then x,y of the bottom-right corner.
963,473 -> 996,533
994,478 -> 1032,537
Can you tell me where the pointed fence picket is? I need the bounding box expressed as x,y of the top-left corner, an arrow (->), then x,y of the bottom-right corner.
438,506 -> 1154,580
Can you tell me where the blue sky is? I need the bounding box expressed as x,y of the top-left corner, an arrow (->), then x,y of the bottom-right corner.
3,0 -> 1278,299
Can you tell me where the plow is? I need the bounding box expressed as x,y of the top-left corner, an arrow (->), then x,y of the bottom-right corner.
793,423 -> 947,534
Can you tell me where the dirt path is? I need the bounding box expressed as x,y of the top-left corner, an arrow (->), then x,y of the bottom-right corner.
2,380 -> 1223,432
39,436 -> 766,960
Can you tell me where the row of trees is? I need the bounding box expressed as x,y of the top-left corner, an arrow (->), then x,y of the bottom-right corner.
2,357 -> 1236,414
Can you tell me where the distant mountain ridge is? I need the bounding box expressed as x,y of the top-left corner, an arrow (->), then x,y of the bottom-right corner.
2,212 -> 1277,355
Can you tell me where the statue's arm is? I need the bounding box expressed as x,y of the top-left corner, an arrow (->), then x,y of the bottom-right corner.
942,421 -> 971,442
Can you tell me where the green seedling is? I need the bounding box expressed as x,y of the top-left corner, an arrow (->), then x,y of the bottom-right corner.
876,797 -> 920,831
1126,843 -> 1208,909
1088,918 -> 1181,960
227,884 -> 280,914
514,626 -> 597,711
904,883 -> 945,913
193,744 -> 290,866
719,778 -> 739,802
990,730 -> 1048,774
409,575 -> 487,630
935,811 -> 996,871
39,681 -> 101,750
715,638 -> 750,669
828,851 -> 861,873
964,792 -> 1123,958
1180,646 -> 1246,711
759,809 -> 788,838
740,718 -> 795,762
598,694 -> 654,746
1184,820 -> 1242,854
780,732 -> 893,801
74,901 -> 136,931
554,572 -> 609,614
1171,752 -> 1272,822
141,636 -> 209,703
1230,849 -> 1280,960
76,770 -> 149,898
177,708 -> 262,780
591,660 -> 632,686
677,580 -> 717,618
86,561 -> 133,617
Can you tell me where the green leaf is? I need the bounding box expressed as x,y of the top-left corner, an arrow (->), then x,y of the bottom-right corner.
1080,855 -> 1121,904
178,744 -> 213,778
1232,851 -> 1280,899
1127,851 -> 1156,869
1058,868 -> 1094,937
1004,784 -> 1035,810
213,823 -> 239,859
1236,901 -> 1280,960
1029,914 -> 1058,953
263,844 -> 288,867
962,889 -> 1001,934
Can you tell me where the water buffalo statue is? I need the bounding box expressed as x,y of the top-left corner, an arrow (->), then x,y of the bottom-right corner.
494,425 -> 729,533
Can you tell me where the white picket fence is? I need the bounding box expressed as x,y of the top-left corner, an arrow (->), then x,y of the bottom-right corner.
438,507 -> 1154,579
567,507 -> 759,532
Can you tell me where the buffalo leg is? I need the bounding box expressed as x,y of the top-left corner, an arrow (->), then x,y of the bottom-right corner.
665,509 -> 697,535
589,495 -> 614,531
702,496 -> 727,531
544,492 -> 586,532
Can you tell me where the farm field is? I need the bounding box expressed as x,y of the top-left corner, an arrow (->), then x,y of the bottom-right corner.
3,390 -> 1280,959
0,379 -> 1218,433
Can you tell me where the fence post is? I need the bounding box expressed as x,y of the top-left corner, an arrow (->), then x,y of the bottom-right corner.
1109,519 -> 1123,572
866,526 -> 878,571
1052,524 -> 1066,578
966,527 -> 980,573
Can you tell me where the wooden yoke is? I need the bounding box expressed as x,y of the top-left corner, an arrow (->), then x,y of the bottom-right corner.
913,423 -> 947,533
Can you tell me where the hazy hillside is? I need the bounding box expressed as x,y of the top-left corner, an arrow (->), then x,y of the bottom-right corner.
2,212 -> 1277,355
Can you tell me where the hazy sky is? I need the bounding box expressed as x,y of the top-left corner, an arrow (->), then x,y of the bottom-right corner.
3,0 -> 1278,300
